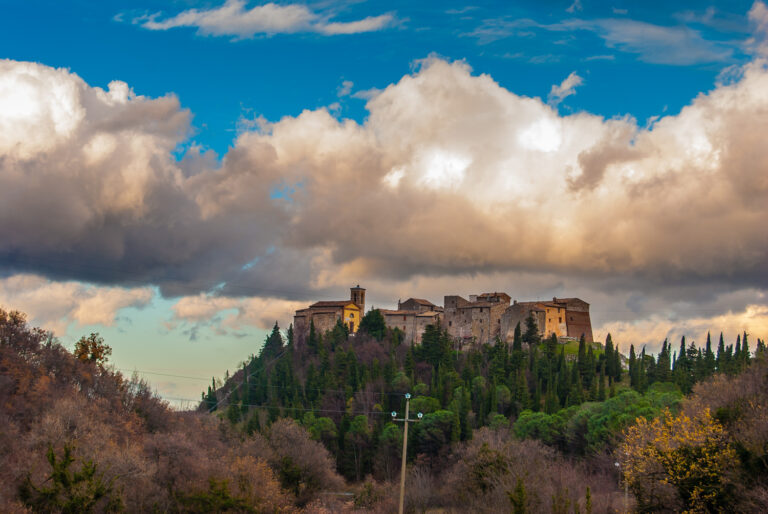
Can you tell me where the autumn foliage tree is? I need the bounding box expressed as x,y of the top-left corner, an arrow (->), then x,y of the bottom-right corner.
619,408 -> 736,512
73,333 -> 112,369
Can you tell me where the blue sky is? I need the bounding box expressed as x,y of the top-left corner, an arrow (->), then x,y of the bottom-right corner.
1,0 -> 768,406
2,0 -> 757,156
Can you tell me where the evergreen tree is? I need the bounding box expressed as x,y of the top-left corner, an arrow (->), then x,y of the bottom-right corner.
716,332 -> 725,370
604,333 -> 615,377
629,345 -> 638,389
704,332 -> 716,376
742,331 -> 751,367
522,313 -> 540,346
597,361 -> 606,401
513,371 -> 529,414
511,321 -> 525,372
613,343 -> 622,382
359,309 -> 386,340
656,339 -> 671,383
532,379 -> 541,412
577,335 -> 588,380
259,321 -> 283,360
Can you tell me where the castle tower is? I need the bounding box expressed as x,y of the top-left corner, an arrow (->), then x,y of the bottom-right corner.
350,285 -> 366,314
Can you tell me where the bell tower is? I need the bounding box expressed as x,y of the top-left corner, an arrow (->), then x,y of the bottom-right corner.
350,285 -> 366,314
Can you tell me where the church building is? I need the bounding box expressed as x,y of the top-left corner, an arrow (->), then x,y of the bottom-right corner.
293,286 -> 366,344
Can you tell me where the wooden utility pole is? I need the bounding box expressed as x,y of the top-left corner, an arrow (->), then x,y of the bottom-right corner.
392,393 -> 422,514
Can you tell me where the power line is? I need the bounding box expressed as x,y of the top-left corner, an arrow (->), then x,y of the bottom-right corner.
163,396 -> 393,416
118,368 -> 211,381
122,366 -> 401,399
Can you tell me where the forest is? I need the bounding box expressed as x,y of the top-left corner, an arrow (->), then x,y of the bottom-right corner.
1,306 -> 767,512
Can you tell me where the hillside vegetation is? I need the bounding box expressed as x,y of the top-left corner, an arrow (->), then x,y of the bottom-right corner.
203,309 -> 768,512
2,305 -> 767,512
0,308 -> 343,512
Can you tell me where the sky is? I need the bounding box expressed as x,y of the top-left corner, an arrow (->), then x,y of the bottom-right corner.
1,0 -> 768,406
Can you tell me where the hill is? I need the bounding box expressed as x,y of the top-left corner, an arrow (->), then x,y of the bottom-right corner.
203,310 -> 768,511
0,308 -> 343,512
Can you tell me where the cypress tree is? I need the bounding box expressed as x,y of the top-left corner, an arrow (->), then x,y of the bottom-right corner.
545,375 -> 559,414
716,333 -> 725,370
557,350 -> 569,406
598,361 -> 606,401
604,333 -> 615,377
656,339 -> 671,382
757,338 -> 767,358
628,345 -> 637,389
405,345 -> 415,380
308,320 -> 318,353
514,371 -> 530,414
577,334 -> 587,380
532,379 -> 542,412
704,332 -> 716,376
511,322 -> 523,371
638,346 -> 648,392
742,331 -> 751,366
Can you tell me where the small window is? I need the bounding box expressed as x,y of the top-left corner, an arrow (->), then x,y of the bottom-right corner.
350,313 -> 354,318
403,315 -> 407,321
559,317 -> 562,323
449,321 -> 452,327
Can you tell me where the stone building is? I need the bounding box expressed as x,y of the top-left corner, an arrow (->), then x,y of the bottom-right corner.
444,292 -> 511,346
294,286 -> 366,344
553,297 -> 593,341
381,298 -> 443,344
500,297 -> 593,343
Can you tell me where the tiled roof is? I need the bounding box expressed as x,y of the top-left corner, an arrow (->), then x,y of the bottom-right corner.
310,300 -> 358,308
408,298 -> 436,306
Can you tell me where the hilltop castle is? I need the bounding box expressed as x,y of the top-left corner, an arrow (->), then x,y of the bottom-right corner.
293,286 -> 593,347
